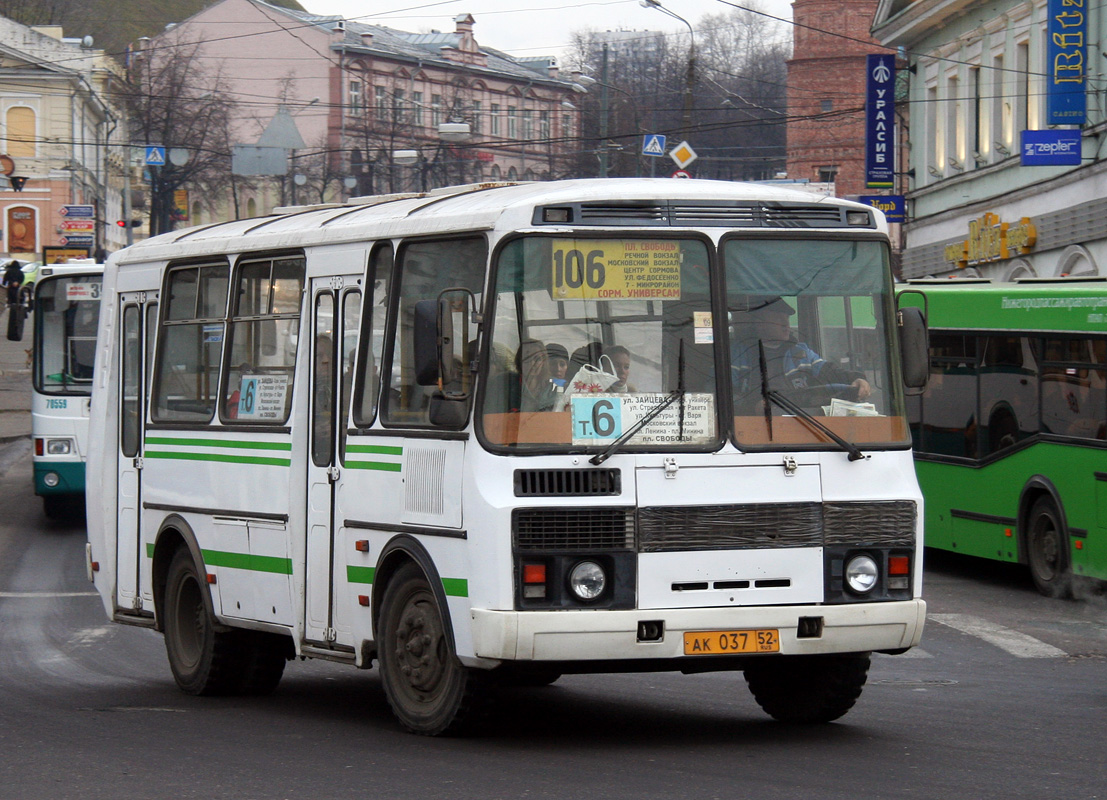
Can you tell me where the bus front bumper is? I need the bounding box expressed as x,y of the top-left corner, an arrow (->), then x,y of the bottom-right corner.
470,599 -> 926,662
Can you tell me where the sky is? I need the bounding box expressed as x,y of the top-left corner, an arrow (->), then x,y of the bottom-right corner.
297,0 -> 795,60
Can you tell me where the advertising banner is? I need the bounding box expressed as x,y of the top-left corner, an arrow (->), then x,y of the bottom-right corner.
864,54 -> 896,188
858,195 -> 905,223
1046,0 -> 1086,125
1021,129 -> 1081,166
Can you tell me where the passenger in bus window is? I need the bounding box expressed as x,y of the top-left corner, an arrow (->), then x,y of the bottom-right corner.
518,339 -> 558,412
731,297 -> 871,409
546,343 -> 569,389
606,345 -> 637,392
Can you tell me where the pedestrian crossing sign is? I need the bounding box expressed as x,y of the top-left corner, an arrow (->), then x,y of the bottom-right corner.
642,134 -> 667,157
145,146 -> 166,166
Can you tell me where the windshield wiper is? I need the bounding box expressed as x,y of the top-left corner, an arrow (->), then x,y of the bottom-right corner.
589,390 -> 683,465
764,389 -> 866,462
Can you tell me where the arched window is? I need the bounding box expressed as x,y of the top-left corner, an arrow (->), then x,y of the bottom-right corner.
490,164 -> 501,181
6,107 -> 35,158
507,166 -> 518,181
1057,245 -> 1098,277
191,201 -> 202,225
1004,259 -> 1035,281
246,198 -> 257,218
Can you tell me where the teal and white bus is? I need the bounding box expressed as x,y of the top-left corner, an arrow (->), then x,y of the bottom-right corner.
898,278 -> 1107,597
86,179 -> 927,734
32,261 -> 103,518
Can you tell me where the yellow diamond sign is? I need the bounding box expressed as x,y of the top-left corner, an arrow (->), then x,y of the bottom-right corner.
669,140 -> 697,169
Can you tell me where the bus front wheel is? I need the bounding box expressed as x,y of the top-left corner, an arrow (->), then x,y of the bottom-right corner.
378,562 -> 486,735
1026,497 -> 1071,598
744,653 -> 870,723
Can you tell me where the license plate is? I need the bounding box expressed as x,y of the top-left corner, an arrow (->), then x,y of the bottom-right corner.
683,629 -> 779,655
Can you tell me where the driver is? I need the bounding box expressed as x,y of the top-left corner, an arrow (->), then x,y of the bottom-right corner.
731,297 -> 871,410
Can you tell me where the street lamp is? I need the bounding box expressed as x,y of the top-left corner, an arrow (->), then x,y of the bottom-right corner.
641,0 -> 695,135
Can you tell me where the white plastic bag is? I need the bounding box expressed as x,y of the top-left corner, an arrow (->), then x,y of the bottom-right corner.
555,355 -> 619,411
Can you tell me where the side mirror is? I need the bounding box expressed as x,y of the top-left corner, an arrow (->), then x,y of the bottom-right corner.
896,302 -> 928,389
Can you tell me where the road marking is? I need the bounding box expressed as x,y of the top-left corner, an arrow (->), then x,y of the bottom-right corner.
0,591 -> 99,597
930,613 -> 1067,658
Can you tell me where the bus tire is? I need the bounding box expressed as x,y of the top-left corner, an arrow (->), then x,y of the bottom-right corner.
235,630 -> 288,696
744,653 -> 870,723
163,547 -> 242,696
378,562 -> 485,735
42,495 -> 65,520
1026,497 -> 1071,598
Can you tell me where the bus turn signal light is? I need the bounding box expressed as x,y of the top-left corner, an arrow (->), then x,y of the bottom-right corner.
888,556 -> 910,576
523,563 -> 546,599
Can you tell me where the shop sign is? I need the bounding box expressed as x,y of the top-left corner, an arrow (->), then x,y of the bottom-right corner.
864,54 -> 896,188
1046,0 -> 1086,125
1021,129 -> 1081,166
944,212 -> 1037,268
858,195 -> 905,223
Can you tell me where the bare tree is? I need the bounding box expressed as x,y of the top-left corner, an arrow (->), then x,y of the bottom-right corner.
124,34 -> 235,234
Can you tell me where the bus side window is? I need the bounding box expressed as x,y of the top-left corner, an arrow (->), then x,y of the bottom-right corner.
383,237 -> 486,427
221,256 -> 304,425
152,263 -> 230,422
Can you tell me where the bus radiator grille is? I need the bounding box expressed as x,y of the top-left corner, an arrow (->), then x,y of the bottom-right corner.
637,501 -> 916,552
513,468 -> 621,497
513,507 -> 636,551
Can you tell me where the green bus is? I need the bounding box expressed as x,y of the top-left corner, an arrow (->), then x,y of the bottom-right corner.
897,278 -> 1106,597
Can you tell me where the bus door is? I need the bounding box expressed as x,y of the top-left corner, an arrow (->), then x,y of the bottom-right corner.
305,281 -> 360,646
117,295 -> 157,613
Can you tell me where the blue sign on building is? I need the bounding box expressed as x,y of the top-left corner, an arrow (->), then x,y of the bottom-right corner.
864,54 -> 896,189
858,195 -> 905,223
1046,0 -> 1086,126
1021,130 -> 1082,166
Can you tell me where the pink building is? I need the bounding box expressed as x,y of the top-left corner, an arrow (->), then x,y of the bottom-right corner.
153,0 -> 583,217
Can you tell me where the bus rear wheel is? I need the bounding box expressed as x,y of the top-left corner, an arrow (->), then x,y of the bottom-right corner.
378,562 -> 486,735
163,547 -> 287,696
744,653 -> 870,723
1026,497 -> 1071,598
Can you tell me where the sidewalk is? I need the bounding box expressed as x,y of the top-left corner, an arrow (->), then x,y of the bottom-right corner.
0,308 -> 31,443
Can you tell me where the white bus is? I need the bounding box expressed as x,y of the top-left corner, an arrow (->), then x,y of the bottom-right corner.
86,179 -> 928,735
32,261 -> 103,518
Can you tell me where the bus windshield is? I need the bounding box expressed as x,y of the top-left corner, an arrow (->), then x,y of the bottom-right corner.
33,274 -> 102,394
481,236 -> 718,450
723,237 -> 908,448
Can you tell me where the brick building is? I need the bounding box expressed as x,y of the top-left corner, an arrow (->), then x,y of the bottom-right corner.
786,0 -> 888,198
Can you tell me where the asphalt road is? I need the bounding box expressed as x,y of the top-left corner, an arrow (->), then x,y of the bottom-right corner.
1,439 -> 1104,800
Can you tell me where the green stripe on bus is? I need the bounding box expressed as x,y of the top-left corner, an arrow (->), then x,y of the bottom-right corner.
145,450 -> 292,467
345,460 -> 402,472
345,567 -> 466,597
201,549 -> 293,575
347,565 -> 376,584
346,444 -> 403,456
144,436 -> 291,451
441,578 -> 468,597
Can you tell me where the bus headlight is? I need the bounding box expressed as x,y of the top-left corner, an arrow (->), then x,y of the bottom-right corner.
568,560 -> 606,601
46,438 -> 72,455
845,554 -> 879,594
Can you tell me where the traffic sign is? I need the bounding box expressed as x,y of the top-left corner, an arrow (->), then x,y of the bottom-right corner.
669,141 -> 697,169
60,204 -> 95,218
671,170 -> 692,179
642,134 -> 667,157
145,146 -> 166,165
60,219 -> 95,232
60,235 -> 94,246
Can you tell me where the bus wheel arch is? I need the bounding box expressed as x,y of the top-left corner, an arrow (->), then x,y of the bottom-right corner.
371,535 -> 457,650
151,515 -> 211,633
1018,479 -> 1072,598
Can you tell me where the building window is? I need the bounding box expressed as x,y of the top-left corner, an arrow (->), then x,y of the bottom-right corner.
490,103 -> 500,136
411,91 -> 423,128
431,94 -> 442,127
521,108 -> 532,140
348,80 -> 362,112
971,66 -> 982,164
375,86 -> 387,120
539,110 -> 550,140
471,100 -> 482,134
820,99 -> 833,113
6,107 -> 35,158
817,166 -> 838,184
507,106 -> 517,139
1016,41 -> 1029,132
392,89 -> 404,125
